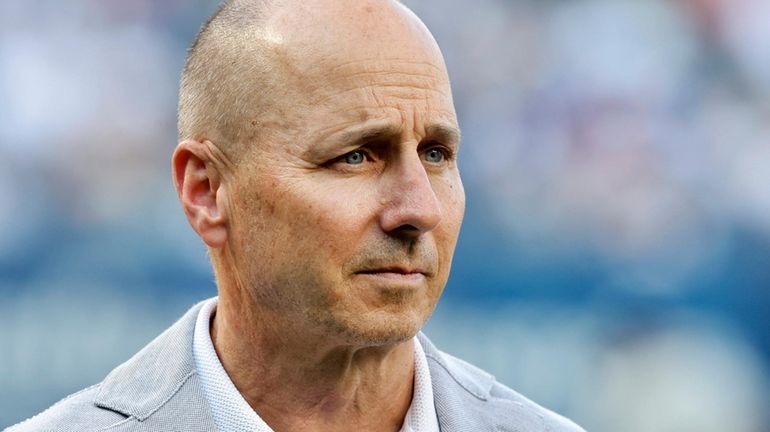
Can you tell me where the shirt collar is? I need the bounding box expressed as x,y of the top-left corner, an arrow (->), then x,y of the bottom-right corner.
404,334 -> 441,432
192,297 -> 439,432
193,298 -> 272,431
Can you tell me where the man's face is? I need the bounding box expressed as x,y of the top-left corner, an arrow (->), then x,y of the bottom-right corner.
224,4 -> 464,346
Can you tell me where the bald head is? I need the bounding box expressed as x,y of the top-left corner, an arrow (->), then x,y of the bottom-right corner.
177,0 -> 450,162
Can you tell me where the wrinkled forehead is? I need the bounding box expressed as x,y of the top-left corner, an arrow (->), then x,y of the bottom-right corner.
233,0 -> 457,155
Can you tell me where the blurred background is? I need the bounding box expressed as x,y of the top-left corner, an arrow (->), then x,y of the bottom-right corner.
1,0 -> 769,430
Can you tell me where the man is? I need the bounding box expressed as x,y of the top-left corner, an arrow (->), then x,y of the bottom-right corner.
8,0 -> 584,431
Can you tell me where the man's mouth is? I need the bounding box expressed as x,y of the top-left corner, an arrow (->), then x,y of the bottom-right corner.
356,266 -> 427,281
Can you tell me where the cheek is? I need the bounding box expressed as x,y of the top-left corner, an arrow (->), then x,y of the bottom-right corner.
274,180 -> 377,256
437,175 -> 466,237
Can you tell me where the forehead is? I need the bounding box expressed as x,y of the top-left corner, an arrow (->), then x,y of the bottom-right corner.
308,55 -> 454,111
296,56 -> 458,145
251,0 -> 458,149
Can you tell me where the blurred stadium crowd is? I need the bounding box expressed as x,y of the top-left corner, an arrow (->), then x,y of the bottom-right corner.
1,0 -> 769,430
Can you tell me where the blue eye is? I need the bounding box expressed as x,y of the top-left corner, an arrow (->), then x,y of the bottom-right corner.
344,151 -> 366,165
425,148 -> 445,163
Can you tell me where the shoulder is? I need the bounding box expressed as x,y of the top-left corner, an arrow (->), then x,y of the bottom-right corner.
420,334 -> 585,432
487,378 -> 586,432
6,300 -> 211,432
4,384 -> 130,432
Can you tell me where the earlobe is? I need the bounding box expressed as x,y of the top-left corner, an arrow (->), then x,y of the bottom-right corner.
172,140 -> 229,248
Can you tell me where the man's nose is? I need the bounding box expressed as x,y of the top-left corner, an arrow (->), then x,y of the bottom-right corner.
379,155 -> 442,238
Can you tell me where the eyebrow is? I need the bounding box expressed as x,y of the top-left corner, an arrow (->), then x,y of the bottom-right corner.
425,124 -> 462,147
338,122 -> 462,148
334,123 -> 400,148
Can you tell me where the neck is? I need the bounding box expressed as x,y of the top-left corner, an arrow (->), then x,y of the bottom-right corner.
211,291 -> 416,432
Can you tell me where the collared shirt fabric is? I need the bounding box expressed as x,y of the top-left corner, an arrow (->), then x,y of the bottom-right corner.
193,298 -> 273,432
400,326 -> 440,432
192,297 -> 440,432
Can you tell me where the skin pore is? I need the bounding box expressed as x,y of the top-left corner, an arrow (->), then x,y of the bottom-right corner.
172,1 -> 464,431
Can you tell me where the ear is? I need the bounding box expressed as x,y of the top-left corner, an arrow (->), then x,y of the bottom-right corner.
172,140 -> 229,248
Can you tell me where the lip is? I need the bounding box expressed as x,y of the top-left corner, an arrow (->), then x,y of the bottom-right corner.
358,271 -> 425,282
356,267 -> 427,282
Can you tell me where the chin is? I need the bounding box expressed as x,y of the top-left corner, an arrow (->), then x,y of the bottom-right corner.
313,308 -> 428,347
